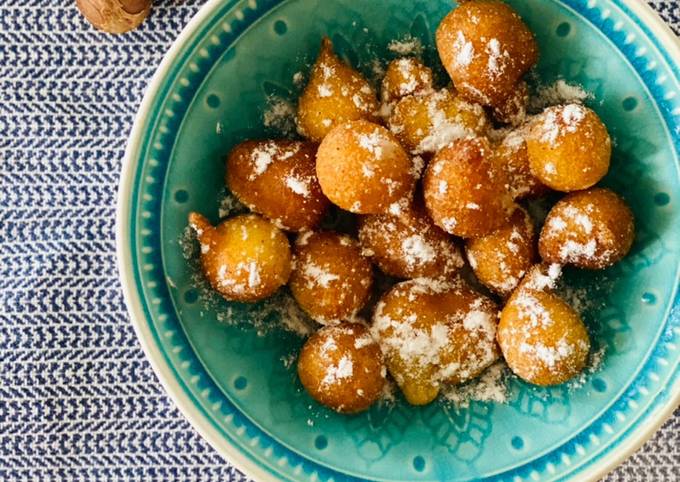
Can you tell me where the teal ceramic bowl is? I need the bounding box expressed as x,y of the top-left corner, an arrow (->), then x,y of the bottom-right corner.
117,1 -> 680,480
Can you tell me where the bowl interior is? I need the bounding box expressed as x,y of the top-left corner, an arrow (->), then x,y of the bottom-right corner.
141,0 -> 680,480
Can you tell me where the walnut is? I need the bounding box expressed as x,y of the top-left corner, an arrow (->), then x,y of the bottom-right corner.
76,0 -> 152,34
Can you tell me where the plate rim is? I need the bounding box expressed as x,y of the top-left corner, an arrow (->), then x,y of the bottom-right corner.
115,1 -> 680,481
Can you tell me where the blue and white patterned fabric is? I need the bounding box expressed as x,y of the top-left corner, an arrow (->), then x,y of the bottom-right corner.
0,1 -> 677,480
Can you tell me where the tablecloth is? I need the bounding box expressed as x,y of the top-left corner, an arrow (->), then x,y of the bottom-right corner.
0,1 -> 678,480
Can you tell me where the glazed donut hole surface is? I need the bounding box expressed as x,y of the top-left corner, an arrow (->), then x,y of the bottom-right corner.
526,104 -> 611,192
297,37 -> 379,142
539,188 -> 635,269
371,277 -> 500,405
188,212 -> 292,303
316,120 -> 417,214
289,231 -> 373,324
423,136 -> 515,238
435,0 -> 538,107
359,201 -> 465,279
297,323 -> 386,413
226,139 -> 329,231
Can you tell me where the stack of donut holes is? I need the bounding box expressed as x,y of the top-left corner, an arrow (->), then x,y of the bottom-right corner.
189,0 -> 635,413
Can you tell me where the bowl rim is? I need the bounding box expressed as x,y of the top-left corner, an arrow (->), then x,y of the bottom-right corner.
116,1 -> 680,481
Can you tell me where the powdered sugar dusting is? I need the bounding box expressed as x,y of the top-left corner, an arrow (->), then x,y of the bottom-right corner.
442,217 -> 458,232
463,309 -> 495,333
263,96 -> 297,136
454,31 -> 475,67
247,261 -> 261,288
395,58 -> 420,96
387,35 -> 423,55
412,90 -> 480,154
529,80 -> 593,112
563,205 -> 593,234
322,355 -> 354,386
356,129 -> 389,159
559,239 -> 597,260
486,38 -> 509,78
248,141 -> 300,180
285,175 -> 310,197
362,163 -> 375,178
373,313 -> 451,370
318,84 -> 333,97
411,155 -> 425,179
523,264 -> 562,292
519,338 -> 574,369
354,333 -> 376,349
443,363 -> 508,407
401,235 -> 437,268
292,71 -> 305,87
503,128 -> 526,150
302,262 -> 340,288
537,104 -> 587,145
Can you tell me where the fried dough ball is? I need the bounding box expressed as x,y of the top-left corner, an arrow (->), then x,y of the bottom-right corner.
297,37 -> 378,142
298,323 -> 386,413
316,120 -> 417,214
492,126 -> 548,200
539,188 -> 635,269
358,202 -> 465,279
226,140 -> 329,231
381,57 -> 434,104
289,231 -> 373,324
527,104 -> 611,192
371,278 -> 499,405
388,88 -> 489,154
435,0 -> 538,107
423,136 -> 514,238
188,213 -> 291,302
498,264 -> 591,386
465,207 -> 536,297
492,80 -> 529,126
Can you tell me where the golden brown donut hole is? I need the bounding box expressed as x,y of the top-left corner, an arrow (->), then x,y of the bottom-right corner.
423,136 -> 514,238
188,212 -> 292,302
289,231 -> 373,324
436,0 -> 538,107
465,207 -> 536,297
371,278 -> 499,405
226,140 -> 329,231
359,202 -> 464,279
539,188 -> 635,269
526,104 -> 611,192
498,265 -> 590,386
297,37 -> 379,142
316,120 -> 417,214
298,323 -> 386,413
